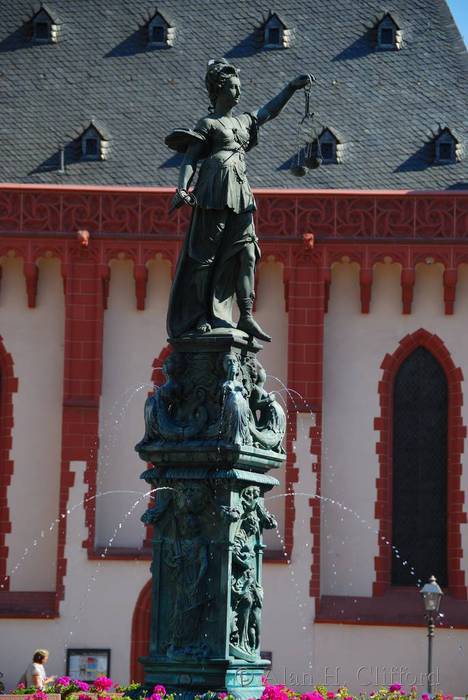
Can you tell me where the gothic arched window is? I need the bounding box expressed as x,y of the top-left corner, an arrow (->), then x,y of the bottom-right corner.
391,347 -> 448,586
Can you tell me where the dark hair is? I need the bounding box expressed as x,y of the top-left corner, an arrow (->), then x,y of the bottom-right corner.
205,59 -> 239,109
33,652 -> 47,663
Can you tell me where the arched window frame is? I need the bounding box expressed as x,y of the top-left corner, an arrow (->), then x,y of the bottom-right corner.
373,329 -> 467,600
130,579 -> 152,682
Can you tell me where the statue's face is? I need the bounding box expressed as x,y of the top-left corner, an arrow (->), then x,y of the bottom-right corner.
243,486 -> 260,508
177,483 -> 208,514
222,76 -> 241,107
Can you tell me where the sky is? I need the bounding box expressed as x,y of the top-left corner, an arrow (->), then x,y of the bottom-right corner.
447,0 -> 468,44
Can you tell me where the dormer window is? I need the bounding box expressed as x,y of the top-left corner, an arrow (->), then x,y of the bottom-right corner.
267,26 -> 281,45
79,122 -> 109,161
318,129 -> 341,164
433,128 -> 460,164
305,128 -> 343,168
84,136 -> 99,158
147,12 -> 174,47
34,21 -> 50,41
262,13 -> 291,49
375,13 -> 401,50
30,6 -> 59,44
152,25 -> 165,43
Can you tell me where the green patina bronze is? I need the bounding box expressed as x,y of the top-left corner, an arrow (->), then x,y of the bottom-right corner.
165,59 -> 310,343
135,59 -> 310,700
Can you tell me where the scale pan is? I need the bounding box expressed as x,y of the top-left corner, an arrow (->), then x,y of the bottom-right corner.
304,156 -> 322,170
290,165 -> 307,177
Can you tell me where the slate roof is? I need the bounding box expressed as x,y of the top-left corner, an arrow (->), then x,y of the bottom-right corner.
0,0 -> 467,190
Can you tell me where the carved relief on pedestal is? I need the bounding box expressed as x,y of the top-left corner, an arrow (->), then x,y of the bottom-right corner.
228,485 -> 277,662
137,347 -> 286,455
142,480 -> 217,660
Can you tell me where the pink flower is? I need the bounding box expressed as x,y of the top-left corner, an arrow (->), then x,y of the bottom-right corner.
422,695 -> 430,700
327,694 -> 336,699
301,693 -> 324,700
218,694 -> 228,699
56,677 -> 72,687
150,694 -> 161,700
389,686 -> 402,693
76,681 -> 90,692
262,685 -> 289,700
78,695 -> 93,700
16,684 -> 25,690
32,692 -> 47,700
153,686 -> 166,697
93,677 -> 114,693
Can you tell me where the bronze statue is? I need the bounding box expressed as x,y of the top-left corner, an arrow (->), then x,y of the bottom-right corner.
166,59 -> 311,342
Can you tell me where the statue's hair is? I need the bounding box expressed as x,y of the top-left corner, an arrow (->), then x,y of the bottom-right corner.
205,58 -> 239,110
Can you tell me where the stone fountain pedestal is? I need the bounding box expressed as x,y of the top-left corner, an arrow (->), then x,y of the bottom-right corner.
136,330 -> 286,699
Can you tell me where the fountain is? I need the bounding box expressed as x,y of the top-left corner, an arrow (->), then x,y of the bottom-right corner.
134,60 -> 312,698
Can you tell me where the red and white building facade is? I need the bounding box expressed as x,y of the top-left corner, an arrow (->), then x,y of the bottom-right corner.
0,184 -> 468,692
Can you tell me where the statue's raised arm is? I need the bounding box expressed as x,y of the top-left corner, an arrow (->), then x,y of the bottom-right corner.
253,73 -> 312,126
164,60 -> 313,343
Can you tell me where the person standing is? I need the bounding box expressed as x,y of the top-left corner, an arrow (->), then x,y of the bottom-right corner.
21,649 -> 54,689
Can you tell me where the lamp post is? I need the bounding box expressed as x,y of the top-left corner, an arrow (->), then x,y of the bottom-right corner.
420,575 -> 443,696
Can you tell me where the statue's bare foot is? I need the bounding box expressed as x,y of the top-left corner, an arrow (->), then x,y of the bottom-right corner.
196,319 -> 212,334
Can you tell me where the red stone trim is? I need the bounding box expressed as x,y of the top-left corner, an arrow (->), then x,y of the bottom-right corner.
316,589 -> 468,628
373,329 -> 467,600
0,185 -> 467,241
130,579 -> 152,683
282,411 -> 298,562
310,411 -> 322,600
287,248 -> 326,596
0,338 -> 18,593
57,247 -> 104,611
0,591 -> 57,618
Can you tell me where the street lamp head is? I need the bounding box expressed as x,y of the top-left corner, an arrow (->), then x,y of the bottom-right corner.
420,574 -> 443,614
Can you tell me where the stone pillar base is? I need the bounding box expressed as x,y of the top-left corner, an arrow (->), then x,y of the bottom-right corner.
140,657 -> 269,700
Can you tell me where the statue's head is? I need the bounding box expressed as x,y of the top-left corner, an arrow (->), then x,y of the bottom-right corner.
176,481 -> 210,515
242,485 -> 260,513
205,58 -> 240,110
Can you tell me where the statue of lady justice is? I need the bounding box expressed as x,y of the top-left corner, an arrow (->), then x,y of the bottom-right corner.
166,59 -> 311,342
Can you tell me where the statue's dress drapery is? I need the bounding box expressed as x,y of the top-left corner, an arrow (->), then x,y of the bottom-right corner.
167,113 -> 261,338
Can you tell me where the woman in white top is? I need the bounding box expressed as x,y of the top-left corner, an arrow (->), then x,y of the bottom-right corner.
22,649 -> 54,689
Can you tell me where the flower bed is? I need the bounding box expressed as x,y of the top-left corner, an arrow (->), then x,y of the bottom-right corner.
7,677 -> 459,700
2,694 -> 61,700
258,682 -> 454,700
